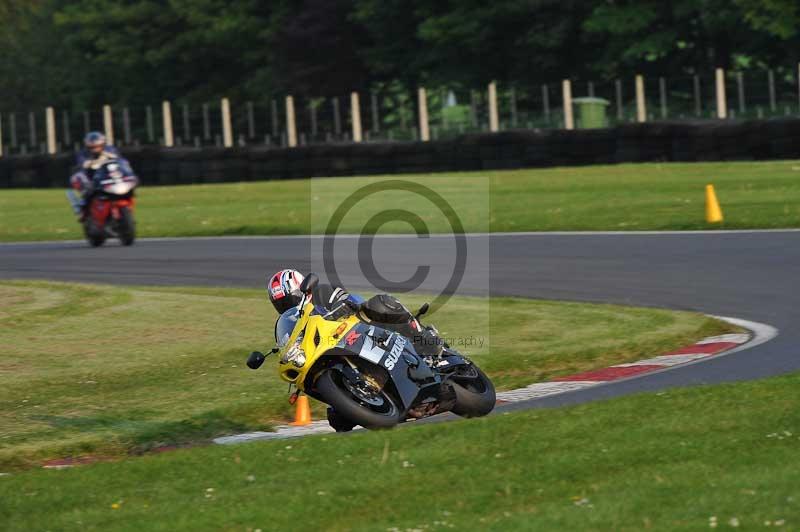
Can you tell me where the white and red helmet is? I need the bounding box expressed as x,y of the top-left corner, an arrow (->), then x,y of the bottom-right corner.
267,269 -> 305,314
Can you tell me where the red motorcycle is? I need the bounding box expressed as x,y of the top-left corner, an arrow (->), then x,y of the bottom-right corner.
68,158 -> 138,247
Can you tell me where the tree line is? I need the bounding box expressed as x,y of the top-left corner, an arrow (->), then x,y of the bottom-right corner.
1,0 -> 798,111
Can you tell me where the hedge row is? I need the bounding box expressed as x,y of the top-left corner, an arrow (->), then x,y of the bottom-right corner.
2,118 -> 799,188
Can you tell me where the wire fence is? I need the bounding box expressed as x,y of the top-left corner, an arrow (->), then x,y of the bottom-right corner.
1,68 -> 798,156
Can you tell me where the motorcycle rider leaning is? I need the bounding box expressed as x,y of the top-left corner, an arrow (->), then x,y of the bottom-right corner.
266,269 -> 444,358
267,269 -> 445,431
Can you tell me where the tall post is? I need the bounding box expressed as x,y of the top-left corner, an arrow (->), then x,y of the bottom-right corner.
200,103 -> 209,141
417,87 -> 430,141
350,91 -> 363,142
615,79 -> 623,120
797,62 -> 800,112
332,97 -> 342,136
659,77 -> 668,119
737,72 -> 746,114
371,91 -> 380,133
310,102 -> 318,137
123,108 -> 131,144
9,113 -> 16,148
469,91 -> 479,128
61,110 -> 71,146
768,69 -> 777,112
693,75 -> 701,116
588,82 -> 595,97
488,81 -> 499,132
246,101 -> 255,139
285,95 -> 297,148
561,79 -> 574,130
103,104 -> 114,144
28,112 -> 37,148
46,106 -> 57,154
146,106 -> 155,143
715,68 -> 727,119
270,99 -> 279,137
541,85 -> 551,122
162,100 -> 174,147
221,97 -> 233,148
635,74 -> 646,123
182,104 -> 191,141
509,88 -> 518,127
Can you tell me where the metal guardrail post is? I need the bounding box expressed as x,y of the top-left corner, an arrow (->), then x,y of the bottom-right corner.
715,68 -> 727,119
285,95 -> 297,148
46,107 -> 57,154
562,79 -> 574,130
488,81 -> 499,132
162,101 -> 174,147
635,74 -> 646,123
417,87 -> 430,141
103,104 -> 114,144
351,92 -> 363,142
221,97 -> 233,148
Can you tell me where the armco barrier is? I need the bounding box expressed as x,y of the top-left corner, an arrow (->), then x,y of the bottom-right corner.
1,118 -> 799,188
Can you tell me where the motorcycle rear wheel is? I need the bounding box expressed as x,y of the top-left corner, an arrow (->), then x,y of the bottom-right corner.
450,365 -> 496,418
316,369 -> 402,430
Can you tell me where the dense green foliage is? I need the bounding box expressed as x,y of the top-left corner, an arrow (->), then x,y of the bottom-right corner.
0,0 -> 798,109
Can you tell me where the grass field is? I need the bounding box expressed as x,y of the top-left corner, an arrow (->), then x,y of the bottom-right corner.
1,370 -> 797,531
1,161 -> 800,241
0,281 -> 731,470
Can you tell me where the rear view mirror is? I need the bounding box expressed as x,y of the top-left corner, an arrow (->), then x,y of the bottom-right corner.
247,351 -> 266,370
300,273 -> 319,294
415,303 -> 430,319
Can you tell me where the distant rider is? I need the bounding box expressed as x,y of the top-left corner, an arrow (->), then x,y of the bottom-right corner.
69,131 -> 128,218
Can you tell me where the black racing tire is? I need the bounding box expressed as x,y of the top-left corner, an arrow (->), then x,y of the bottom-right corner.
450,365 -> 496,418
84,220 -> 106,248
315,369 -> 402,430
117,206 -> 136,246
326,407 -> 357,433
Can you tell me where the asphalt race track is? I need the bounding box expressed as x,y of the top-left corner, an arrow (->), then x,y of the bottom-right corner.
2,231 -> 798,409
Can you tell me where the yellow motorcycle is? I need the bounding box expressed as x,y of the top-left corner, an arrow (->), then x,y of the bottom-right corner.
247,274 -> 495,431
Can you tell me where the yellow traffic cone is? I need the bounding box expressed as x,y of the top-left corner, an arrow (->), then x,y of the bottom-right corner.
289,395 -> 312,426
705,184 -> 724,223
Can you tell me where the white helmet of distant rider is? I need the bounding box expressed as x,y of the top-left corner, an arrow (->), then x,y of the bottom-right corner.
84,131 -> 107,156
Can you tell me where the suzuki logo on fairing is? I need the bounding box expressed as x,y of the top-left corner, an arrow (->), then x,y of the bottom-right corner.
383,336 -> 406,370
345,330 -> 361,346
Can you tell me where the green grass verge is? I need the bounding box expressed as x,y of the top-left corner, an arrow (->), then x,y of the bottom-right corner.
2,161 -> 800,241
0,281 -> 732,469
1,371 -> 797,531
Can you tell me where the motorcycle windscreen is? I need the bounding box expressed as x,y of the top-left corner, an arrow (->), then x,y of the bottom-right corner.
275,307 -> 300,347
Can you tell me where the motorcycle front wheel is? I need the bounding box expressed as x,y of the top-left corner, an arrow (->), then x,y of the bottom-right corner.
315,369 -> 402,430
83,219 -> 106,247
449,364 -> 496,418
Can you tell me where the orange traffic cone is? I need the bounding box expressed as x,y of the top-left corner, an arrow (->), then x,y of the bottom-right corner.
705,184 -> 724,223
289,395 -> 312,426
